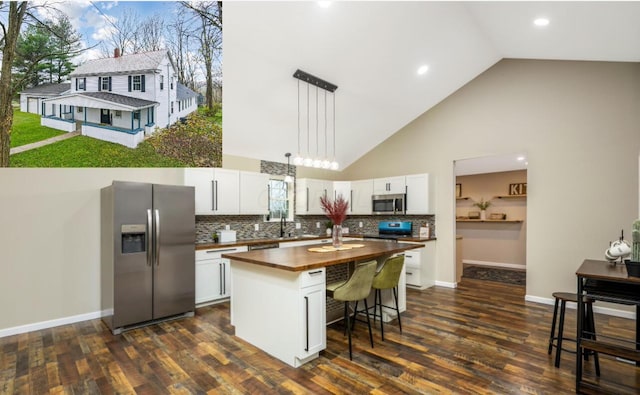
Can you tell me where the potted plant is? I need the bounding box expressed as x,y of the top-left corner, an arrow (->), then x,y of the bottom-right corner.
320,194 -> 349,247
325,221 -> 333,236
473,198 -> 491,220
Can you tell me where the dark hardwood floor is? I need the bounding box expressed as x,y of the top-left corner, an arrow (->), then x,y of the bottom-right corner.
1,279 -> 638,394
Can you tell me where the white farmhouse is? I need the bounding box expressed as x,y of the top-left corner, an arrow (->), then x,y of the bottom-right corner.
40,49 -> 198,148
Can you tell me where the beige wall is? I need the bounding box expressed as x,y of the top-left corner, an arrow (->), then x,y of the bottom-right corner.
0,169 -> 184,332
456,170 -> 527,267
341,59 -> 640,300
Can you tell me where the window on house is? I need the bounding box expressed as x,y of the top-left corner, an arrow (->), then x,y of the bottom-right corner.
132,75 -> 142,91
266,178 -> 292,221
133,111 -> 140,120
101,77 -> 109,91
171,102 -> 174,114
115,110 -> 122,117
171,77 -> 174,90
160,75 -> 164,90
78,107 -> 83,113
78,79 -> 85,90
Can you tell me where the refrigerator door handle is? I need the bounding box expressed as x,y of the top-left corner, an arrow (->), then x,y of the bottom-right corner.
154,209 -> 160,266
146,209 -> 152,266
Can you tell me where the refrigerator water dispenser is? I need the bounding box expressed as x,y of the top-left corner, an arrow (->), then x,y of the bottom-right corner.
121,224 -> 146,254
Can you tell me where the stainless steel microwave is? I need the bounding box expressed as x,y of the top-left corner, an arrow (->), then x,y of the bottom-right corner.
372,194 -> 406,215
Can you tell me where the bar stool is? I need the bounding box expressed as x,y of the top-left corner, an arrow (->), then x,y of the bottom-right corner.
326,260 -> 377,360
371,255 -> 405,341
547,292 -> 600,376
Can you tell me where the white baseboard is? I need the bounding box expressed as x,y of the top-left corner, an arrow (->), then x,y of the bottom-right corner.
463,259 -> 526,270
435,280 -> 457,288
0,309 -> 110,339
525,295 -> 636,320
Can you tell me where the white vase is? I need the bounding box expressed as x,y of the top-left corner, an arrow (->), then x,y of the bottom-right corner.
480,210 -> 486,220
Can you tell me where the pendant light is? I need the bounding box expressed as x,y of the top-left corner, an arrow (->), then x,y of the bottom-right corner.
284,153 -> 294,183
292,69 -> 339,170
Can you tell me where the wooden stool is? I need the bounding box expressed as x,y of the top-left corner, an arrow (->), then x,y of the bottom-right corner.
547,292 -> 600,376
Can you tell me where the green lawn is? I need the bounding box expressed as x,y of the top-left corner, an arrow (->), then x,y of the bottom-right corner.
11,110 -> 66,148
10,136 -> 186,167
8,105 -> 221,167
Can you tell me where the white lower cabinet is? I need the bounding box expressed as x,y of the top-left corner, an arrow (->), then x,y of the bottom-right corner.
196,246 -> 247,304
404,241 -> 436,289
231,261 -> 326,367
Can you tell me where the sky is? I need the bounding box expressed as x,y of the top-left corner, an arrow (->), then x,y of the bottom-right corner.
37,1 -> 182,63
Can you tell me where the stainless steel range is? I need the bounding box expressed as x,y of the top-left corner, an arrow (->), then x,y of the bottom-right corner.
363,221 -> 413,241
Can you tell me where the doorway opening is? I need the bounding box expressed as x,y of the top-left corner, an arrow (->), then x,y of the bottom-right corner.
454,153 -> 528,287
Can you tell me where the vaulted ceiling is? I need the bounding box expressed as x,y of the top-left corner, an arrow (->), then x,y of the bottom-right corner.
223,2 -> 640,170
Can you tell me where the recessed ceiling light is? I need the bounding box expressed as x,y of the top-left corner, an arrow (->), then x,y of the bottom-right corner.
318,1 -> 332,8
417,65 -> 429,75
533,18 -> 550,27
517,156 -> 526,161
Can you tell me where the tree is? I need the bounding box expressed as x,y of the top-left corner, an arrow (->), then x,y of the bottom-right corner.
99,8 -> 139,56
0,1 -> 28,167
13,24 -> 51,88
180,1 -> 222,111
135,13 -> 164,52
45,15 -> 82,83
166,13 -> 199,90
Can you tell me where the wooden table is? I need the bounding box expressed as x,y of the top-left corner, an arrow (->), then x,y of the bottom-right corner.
575,259 -> 640,393
223,241 -> 424,367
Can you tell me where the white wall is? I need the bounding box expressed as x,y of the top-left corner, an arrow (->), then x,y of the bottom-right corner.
340,59 -> 640,303
0,169 -> 184,334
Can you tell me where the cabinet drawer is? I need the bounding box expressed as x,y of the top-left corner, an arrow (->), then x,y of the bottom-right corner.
405,268 -> 422,286
404,250 -> 421,268
196,246 -> 247,261
300,268 -> 326,288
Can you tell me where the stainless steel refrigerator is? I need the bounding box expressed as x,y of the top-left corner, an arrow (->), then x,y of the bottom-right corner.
101,181 -> 195,334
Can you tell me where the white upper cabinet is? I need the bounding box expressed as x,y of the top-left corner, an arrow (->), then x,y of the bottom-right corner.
183,168 -> 239,215
239,171 -> 269,215
349,179 -> 373,215
373,176 -> 406,195
296,178 -> 333,215
332,181 -> 351,202
405,173 -> 435,215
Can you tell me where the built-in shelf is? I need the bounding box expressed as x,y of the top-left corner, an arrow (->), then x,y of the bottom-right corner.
456,196 -> 471,200
493,195 -> 527,199
456,219 -> 523,223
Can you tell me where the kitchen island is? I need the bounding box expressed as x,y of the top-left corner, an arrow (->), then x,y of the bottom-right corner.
222,241 -> 424,367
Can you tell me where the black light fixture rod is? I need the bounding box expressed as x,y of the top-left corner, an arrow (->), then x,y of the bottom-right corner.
293,69 -> 338,93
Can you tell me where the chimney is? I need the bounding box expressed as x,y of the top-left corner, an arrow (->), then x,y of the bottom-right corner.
114,48 -> 120,58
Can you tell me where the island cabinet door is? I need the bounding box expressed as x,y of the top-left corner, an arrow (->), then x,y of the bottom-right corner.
299,283 -> 326,357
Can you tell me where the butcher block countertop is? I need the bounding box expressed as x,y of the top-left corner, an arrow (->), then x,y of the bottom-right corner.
221,240 -> 424,272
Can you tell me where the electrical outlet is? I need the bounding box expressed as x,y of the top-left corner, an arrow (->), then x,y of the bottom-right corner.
225,225 -> 230,230
254,224 -> 259,231
316,222 -> 320,228
359,222 -> 363,228
295,222 -> 301,229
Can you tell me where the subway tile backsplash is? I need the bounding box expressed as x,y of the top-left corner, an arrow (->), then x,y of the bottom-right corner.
196,214 -> 435,243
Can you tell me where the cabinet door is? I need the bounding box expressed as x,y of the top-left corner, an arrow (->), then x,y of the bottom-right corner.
212,169 -> 240,214
350,179 -> 373,215
184,168 -> 215,215
239,171 -> 269,214
332,181 -> 350,203
405,173 -> 434,214
296,179 -> 330,215
373,176 -> 406,194
299,283 -> 326,357
195,258 -> 222,304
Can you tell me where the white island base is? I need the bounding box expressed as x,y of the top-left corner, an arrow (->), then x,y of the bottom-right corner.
231,260 -> 326,368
